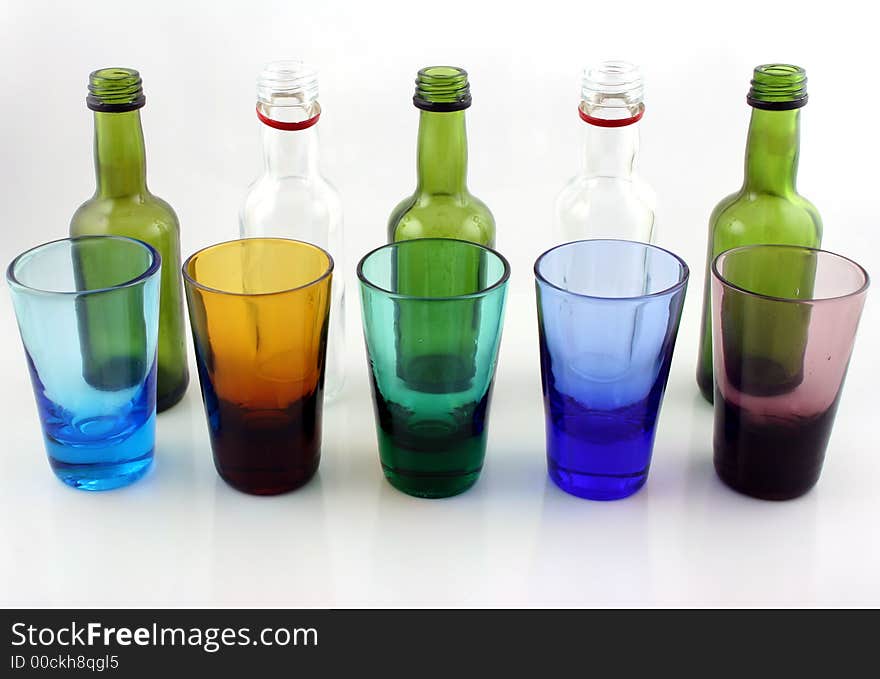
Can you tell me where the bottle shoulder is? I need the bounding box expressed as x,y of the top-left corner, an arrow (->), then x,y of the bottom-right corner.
240,175 -> 343,240
388,191 -> 495,245
243,174 -> 342,207
554,175 -> 656,242
556,174 -> 655,204
709,188 -> 822,247
71,192 -> 180,237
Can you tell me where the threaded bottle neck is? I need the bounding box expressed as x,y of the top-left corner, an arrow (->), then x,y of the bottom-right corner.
254,61 -> 322,176
747,64 -> 808,110
413,66 -> 471,112
87,67 -> 145,112
256,60 -> 321,129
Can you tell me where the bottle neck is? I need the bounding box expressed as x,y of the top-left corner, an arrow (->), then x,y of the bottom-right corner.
581,119 -> 640,178
416,110 -> 468,195
743,107 -> 800,194
260,117 -> 320,179
93,110 -> 147,197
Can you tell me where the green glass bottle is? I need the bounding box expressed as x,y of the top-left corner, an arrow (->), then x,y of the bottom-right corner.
696,64 -> 822,403
71,68 -> 189,412
388,66 -> 495,245
388,66 -> 496,391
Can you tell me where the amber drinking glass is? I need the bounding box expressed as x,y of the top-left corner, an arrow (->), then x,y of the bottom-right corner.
183,238 -> 333,495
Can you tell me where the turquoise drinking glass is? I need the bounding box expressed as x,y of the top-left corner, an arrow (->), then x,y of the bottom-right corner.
358,238 -> 510,498
7,236 -> 161,490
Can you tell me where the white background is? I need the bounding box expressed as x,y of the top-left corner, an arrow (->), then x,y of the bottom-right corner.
1,0 -> 878,606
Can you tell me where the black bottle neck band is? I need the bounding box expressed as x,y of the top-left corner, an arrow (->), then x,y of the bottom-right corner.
87,96 -> 146,113
413,95 -> 472,112
747,94 -> 808,111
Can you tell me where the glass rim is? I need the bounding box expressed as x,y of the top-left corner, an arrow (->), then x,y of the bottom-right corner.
181,237 -> 334,298
357,238 -> 511,301
712,244 -> 870,304
533,238 -> 690,302
6,235 -> 160,297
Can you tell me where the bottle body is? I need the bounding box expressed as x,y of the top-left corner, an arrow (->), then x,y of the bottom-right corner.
554,172 -> 655,243
71,193 -> 188,412
554,61 -> 655,244
388,183 -> 495,246
240,172 -> 345,402
695,183 -> 822,401
71,70 -> 188,412
696,65 -> 822,402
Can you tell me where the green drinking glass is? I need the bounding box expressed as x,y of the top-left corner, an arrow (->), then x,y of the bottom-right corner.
358,238 -> 510,498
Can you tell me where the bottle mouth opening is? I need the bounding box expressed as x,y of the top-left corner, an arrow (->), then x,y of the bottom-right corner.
747,63 -> 808,110
87,67 -> 145,112
413,66 -> 471,112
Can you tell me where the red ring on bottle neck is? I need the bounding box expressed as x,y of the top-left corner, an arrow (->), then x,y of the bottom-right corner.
579,104 -> 644,127
256,106 -> 320,131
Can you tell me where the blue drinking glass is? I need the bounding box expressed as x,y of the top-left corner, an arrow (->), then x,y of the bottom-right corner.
7,236 -> 161,490
535,239 -> 689,500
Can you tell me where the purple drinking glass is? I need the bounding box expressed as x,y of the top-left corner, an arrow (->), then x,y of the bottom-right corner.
711,244 -> 869,500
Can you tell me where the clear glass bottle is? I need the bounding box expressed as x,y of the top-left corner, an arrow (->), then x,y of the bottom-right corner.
554,61 -> 656,244
240,61 -> 345,402
71,67 -> 189,412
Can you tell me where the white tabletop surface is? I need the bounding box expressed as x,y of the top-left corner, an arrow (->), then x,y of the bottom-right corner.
1,277 -> 878,608
2,0 -> 879,608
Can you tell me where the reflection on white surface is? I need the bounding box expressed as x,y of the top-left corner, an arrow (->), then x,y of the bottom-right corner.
0,284 -> 877,607
208,474 -> 332,607
364,480 -> 490,606
529,479 -> 653,606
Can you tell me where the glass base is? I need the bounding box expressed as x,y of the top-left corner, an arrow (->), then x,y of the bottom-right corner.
696,369 -> 714,404
50,453 -> 153,491
216,458 -> 319,496
156,373 -> 189,413
713,392 -> 830,501
714,457 -> 818,501
382,465 -> 480,499
548,458 -> 648,501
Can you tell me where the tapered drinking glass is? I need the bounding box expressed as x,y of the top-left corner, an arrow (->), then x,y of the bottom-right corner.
7,236 -> 161,490
183,238 -> 333,496
535,239 -> 689,500
358,238 -> 510,498
712,244 -> 869,500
